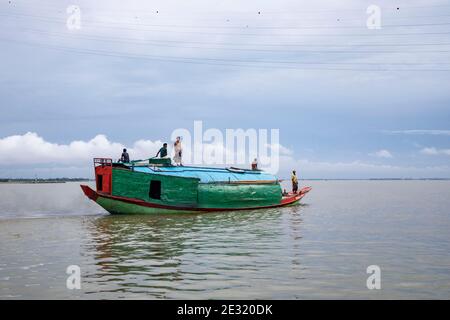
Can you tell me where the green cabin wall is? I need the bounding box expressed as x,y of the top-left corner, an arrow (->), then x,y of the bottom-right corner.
111,168 -> 282,209
197,183 -> 281,208
112,168 -> 199,207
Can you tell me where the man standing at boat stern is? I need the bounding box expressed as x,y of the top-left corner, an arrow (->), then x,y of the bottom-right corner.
292,170 -> 298,193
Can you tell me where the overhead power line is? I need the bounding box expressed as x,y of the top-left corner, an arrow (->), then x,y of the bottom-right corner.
2,11 -> 450,31
2,11 -> 450,39
11,27 -> 450,58
7,1 -> 450,16
2,37 -> 450,72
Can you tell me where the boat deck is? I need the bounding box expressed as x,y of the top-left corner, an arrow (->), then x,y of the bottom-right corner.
127,165 -> 278,183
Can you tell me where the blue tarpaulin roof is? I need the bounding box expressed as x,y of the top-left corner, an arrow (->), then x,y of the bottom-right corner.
131,165 -> 277,183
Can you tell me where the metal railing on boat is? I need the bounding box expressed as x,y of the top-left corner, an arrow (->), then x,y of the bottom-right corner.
93,158 -> 112,167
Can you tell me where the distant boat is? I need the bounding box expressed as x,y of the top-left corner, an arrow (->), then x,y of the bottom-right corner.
81,158 -> 311,214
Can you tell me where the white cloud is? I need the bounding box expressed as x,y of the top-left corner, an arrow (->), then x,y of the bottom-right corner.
385,130 -> 450,136
277,156 -> 450,179
420,147 -> 450,156
0,132 -> 162,165
1,133 -> 449,179
369,149 -> 393,158
0,132 -> 289,168
266,143 -> 293,156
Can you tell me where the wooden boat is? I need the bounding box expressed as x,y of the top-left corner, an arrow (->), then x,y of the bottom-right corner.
80,158 -> 311,214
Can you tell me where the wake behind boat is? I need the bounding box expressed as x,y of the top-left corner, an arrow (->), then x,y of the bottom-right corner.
81,158 -> 311,214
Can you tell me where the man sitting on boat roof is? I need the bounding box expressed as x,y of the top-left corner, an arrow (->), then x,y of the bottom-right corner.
120,148 -> 130,163
156,143 -> 168,158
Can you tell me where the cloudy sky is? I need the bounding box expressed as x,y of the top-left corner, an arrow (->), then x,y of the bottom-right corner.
1,0 -> 450,179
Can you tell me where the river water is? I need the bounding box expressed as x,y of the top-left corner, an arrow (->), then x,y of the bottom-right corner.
0,181 -> 449,299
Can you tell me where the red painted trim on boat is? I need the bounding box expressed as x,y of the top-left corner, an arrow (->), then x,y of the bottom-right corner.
80,185 -> 311,212
80,184 -> 98,201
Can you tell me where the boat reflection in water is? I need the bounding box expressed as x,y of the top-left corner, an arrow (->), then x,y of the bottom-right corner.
81,206 -> 305,299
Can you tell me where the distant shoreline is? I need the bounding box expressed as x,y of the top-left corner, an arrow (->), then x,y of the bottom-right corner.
0,178 -> 93,184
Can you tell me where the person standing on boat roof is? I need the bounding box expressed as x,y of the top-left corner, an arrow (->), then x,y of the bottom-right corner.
156,143 -> 168,158
251,158 -> 258,170
173,136 -> 183,166
291,170 -> 298,193
120,148 -> 130,163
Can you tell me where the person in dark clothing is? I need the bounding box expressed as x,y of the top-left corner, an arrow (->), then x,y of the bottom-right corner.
156,143 -> 168,158
120,148 -> 130,163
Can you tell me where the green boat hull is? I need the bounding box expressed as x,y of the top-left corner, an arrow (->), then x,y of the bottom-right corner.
82,184 -> 310,215
96,196 -> 198,214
